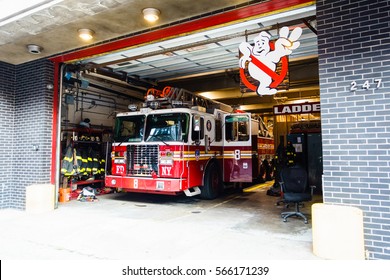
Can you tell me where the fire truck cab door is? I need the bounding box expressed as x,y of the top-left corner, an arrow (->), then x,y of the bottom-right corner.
192,115 -> 203,146
186,114 -> 205,187
187,114 -> 218,188
223,113 -> 252,183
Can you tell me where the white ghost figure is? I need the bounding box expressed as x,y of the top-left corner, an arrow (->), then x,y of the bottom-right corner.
239,26 -> 302,95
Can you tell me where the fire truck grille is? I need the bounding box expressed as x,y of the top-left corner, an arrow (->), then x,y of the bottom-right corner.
127,144 -> 159,176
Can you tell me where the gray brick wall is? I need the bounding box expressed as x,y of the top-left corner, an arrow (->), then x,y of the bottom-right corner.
0,62 -> 15,209
317,0 -> 390,259
0,59 -> 54,209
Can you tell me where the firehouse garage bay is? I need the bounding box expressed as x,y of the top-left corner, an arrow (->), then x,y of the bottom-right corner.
2,0 -> 390,264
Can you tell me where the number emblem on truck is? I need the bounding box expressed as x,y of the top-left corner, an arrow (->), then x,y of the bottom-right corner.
234,149 -> 241,160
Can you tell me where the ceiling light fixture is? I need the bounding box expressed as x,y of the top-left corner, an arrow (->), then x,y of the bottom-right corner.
26,44 -> 43,54
0,0 -> 63,27
142,8 -> 160,23
78,28 -> 95,41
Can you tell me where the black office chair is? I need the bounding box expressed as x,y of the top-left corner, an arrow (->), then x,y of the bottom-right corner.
279,165 -> 314,224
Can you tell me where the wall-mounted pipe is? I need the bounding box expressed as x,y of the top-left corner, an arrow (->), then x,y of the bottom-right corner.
65,90 -> 129,112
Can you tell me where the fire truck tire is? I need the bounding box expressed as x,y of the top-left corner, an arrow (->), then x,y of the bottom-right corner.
200,161 -> 222,200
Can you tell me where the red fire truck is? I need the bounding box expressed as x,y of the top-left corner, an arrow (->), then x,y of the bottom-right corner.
104,87 -> 273,199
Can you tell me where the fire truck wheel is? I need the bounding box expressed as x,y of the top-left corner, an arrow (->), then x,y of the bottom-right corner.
200,161 -> 222,200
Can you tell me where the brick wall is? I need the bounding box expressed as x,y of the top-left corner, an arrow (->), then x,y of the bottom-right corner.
0,59 -> 54,209
317,0 -> 390,259
0,62 -> 15,209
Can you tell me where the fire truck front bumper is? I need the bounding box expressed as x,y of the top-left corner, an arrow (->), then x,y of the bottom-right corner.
105,176 -> 188,195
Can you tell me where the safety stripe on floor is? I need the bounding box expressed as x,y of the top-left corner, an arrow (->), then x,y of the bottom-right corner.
243,180 -> 275,192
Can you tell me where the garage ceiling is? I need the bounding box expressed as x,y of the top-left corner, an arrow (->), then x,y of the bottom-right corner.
0,0 -> 319,113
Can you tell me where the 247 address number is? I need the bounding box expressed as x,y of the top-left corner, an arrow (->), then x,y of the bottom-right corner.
350,79 -> 382,91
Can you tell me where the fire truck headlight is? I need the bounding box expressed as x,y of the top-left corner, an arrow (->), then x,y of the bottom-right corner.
150,101 -> 159,109
114,158 -> 126,164
111,179 -> 117,185
160,159 -> 173,165
128,104 -> 138,111
172,100 -> 183,107
160,156 -> 173,165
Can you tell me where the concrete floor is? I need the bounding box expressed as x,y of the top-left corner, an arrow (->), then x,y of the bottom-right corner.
0,182 -> 323,260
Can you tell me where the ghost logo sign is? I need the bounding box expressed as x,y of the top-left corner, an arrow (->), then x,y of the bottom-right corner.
239,26 -> 302,96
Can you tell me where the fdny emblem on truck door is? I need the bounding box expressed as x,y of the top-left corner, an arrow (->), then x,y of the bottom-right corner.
195,149 -> 200,161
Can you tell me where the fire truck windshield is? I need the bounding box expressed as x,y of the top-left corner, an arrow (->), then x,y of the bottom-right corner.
145,113 -> 189,143
113,115 -> 145,142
